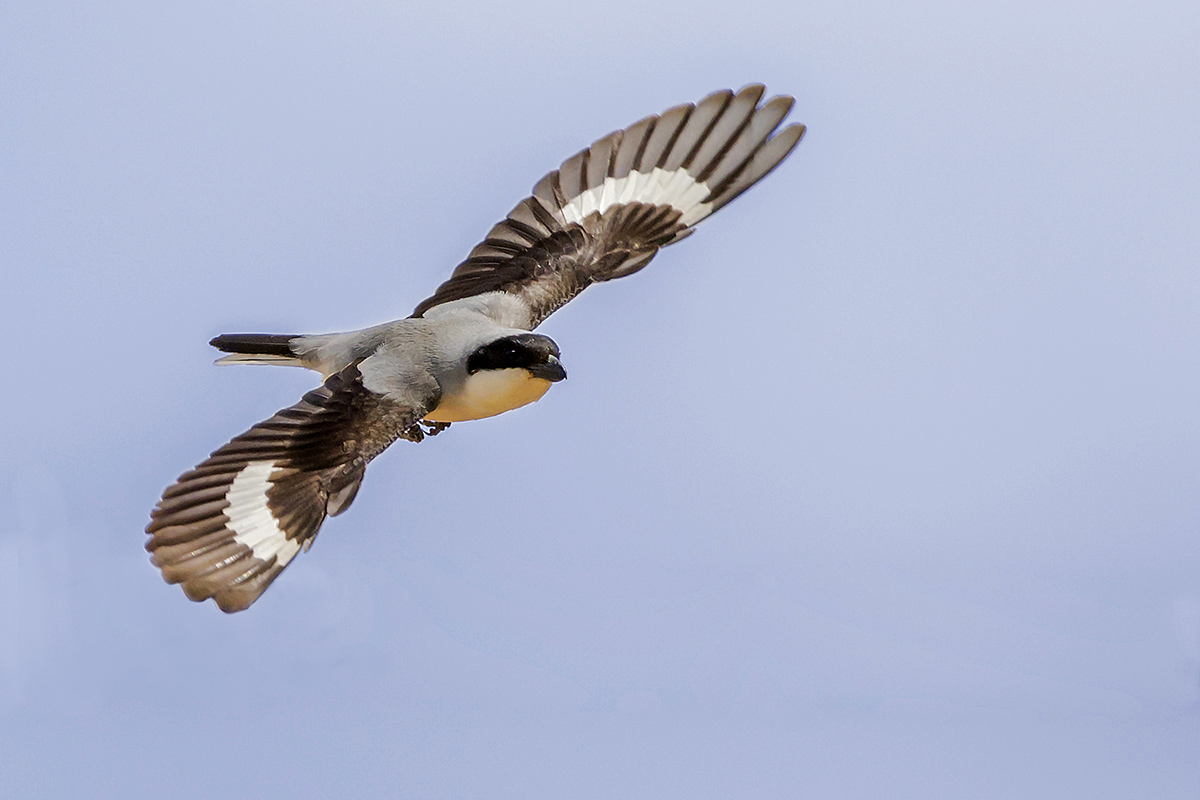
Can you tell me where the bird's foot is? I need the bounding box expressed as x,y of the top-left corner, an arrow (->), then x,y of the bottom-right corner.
399,423 -> 425,443
419,421 -> 451,437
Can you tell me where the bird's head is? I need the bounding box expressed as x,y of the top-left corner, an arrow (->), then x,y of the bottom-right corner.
466,333 -> 567,383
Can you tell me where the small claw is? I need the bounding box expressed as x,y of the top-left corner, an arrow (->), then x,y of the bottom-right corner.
420,421 -> 451,436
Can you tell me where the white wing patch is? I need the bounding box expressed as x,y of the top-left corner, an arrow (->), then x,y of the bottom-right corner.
557,167 -> 714,228
225,460 -> 302,566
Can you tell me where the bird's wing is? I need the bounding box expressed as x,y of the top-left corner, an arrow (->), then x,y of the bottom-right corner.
145,359 -> 440,613
411,85 -> 805,329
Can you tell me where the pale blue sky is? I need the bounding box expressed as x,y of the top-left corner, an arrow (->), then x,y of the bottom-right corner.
2,1 -> 1199,797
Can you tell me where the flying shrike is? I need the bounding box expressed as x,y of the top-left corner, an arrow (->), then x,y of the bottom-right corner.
146,85 -> 806,612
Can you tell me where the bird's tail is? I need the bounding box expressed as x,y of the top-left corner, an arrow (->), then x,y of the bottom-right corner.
210,333 -> 305,367
209,331 -> 365,377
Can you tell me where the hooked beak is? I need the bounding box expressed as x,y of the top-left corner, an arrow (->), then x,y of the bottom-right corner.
527,356 -> 567,383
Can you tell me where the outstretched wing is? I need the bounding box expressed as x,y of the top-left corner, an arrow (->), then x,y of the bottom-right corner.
145,361 -> 438,613
412,84 -> 805,329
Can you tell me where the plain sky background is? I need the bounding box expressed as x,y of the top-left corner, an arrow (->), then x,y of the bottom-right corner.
2,0 -> 1199,797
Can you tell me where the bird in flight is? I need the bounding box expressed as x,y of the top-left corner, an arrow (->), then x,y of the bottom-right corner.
146,85 -> 806,612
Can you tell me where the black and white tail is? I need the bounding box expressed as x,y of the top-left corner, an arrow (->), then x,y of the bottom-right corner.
210,333 -> 303,367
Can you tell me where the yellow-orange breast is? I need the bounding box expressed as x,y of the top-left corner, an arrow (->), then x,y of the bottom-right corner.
423,369 -> 554,423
